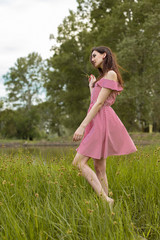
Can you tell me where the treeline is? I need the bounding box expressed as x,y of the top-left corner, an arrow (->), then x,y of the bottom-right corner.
0,0 -> 160,140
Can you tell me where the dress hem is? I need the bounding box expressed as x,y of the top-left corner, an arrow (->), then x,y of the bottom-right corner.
76,148 -> 137,160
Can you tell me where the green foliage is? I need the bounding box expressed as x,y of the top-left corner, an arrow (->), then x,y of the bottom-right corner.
0,109 -> 17,138
116,0 -> 160,130
0,145 -> 160,239
0,99 -> 3,109
45,0 -> 160,133
3,52 -> 45,110
0,106 -> 41,140
2,0 -> 160,138
37,101 -> 65,137
15,107 -> 41,140
45,38 -> 92,131
2,52 -> 48,139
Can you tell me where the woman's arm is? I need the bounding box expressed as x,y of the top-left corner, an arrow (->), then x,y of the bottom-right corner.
72,87 -> 112,141
89,84 -> 93,95
82,71 -> 118,128
80,87 -> 112,128
88,74 -> 96,95
73,71 -> 117,142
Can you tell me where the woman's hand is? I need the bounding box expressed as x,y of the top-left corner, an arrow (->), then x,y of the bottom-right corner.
73,125 -> 85,142
88,74 -> 96,87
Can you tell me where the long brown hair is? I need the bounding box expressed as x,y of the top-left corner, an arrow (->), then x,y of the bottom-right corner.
90,46 -> 124,87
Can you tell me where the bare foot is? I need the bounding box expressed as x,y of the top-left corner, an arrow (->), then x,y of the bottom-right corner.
107,197 -> 114,212
100,194 -> 114,212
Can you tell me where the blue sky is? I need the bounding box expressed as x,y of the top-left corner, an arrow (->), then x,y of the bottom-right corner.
0,0 -> 77,98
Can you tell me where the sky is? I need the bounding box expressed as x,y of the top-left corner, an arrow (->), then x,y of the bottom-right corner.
0,0 -> 78,98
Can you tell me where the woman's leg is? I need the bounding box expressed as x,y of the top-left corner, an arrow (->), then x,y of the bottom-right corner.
93,157 -> 109,196
72,152 -> 113,207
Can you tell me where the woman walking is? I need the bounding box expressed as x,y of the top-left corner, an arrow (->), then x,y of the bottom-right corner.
72,46 -> 137,209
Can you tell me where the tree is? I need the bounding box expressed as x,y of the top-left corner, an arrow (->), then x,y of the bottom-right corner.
0,106 -> 41,140
3,52 -> 45,110
46,0 -> 130,132
116,0 -> 160,130
36,101 -> 64,137
0,109 -> 17,138
15,106 -> 41,140
0,99 -> 3,110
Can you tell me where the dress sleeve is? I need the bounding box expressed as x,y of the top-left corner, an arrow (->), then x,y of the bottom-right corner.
96,78 -> 123,92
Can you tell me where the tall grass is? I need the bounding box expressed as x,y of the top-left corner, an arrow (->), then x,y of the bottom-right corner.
0,145 -> 160,239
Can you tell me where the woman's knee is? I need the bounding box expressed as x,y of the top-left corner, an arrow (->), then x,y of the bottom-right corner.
94,158 -> 106,175
72,153 -> 89,169
73,160 -> 86,172
72,156 -> 79,167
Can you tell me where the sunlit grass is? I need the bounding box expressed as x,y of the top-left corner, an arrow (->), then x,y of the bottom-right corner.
0,145 -> 160,239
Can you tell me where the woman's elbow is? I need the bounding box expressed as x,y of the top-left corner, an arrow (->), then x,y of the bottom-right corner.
96,101 -> 104,108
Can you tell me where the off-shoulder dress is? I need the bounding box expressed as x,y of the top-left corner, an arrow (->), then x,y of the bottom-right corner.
76,78 -> 137,159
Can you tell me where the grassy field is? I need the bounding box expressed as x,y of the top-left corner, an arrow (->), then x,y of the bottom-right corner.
0,145 -> 160,240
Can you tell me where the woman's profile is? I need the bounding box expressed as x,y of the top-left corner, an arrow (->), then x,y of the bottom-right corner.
72,46 -> 137,210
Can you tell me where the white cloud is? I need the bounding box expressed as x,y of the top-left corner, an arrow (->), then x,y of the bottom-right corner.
0,0 -> 77,97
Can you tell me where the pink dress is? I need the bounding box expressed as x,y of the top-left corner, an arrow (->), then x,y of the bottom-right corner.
76,78 -> 137,159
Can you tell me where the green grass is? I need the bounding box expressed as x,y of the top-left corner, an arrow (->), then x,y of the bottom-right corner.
0,145 -> 160,239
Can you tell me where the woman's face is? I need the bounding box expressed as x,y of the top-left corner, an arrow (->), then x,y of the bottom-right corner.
91,50 -> 106,68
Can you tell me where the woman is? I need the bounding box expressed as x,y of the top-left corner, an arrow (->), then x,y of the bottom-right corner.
72,46 -> 137,209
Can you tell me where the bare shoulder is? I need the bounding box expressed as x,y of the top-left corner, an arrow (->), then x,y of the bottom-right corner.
104,70 -> 118,82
